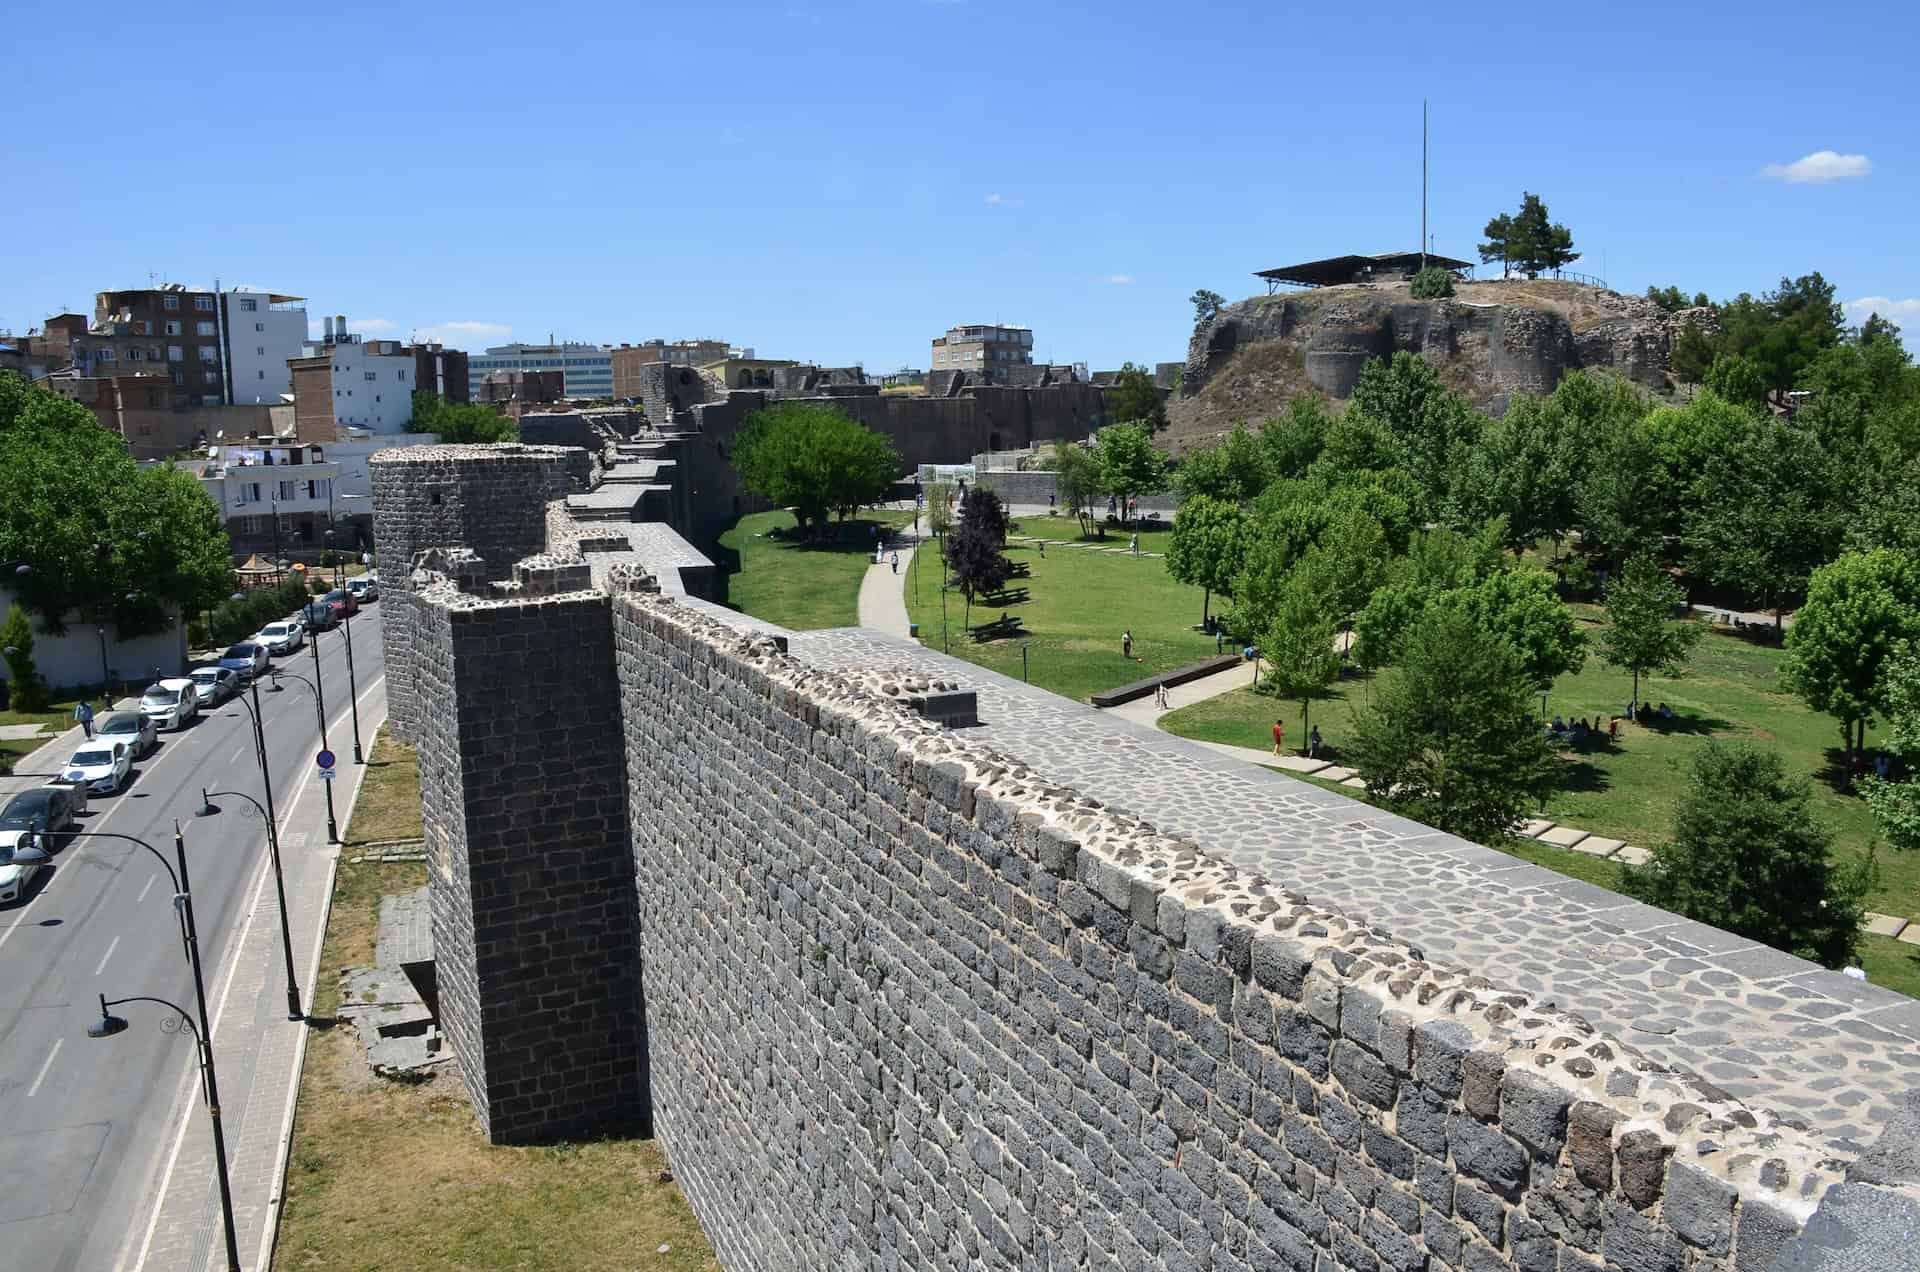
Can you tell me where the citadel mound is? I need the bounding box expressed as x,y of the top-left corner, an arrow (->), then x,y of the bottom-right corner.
1168,279 -> 1715,448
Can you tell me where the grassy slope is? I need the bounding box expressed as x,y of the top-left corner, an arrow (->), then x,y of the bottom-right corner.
716,508 -> 911,631
275,726 -> 718,1271
904,519 -> 1218,703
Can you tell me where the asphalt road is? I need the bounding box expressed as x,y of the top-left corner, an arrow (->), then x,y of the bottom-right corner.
0,613 -> 385,1272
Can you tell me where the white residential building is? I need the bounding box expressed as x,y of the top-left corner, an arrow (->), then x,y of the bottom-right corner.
221,290 -> 308,404
302,331 -> 418,434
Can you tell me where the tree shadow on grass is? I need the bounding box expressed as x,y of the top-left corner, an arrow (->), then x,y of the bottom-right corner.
1553,746 -> 1615,797
1632,710 -> 1731,738
1814,745 -> 1866,797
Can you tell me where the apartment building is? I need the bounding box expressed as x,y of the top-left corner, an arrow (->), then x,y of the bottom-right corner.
193,438 -> 341,553
466,342 -> 612,400
610,339 -> 732,398
287,318 -> 469,440
929,323 -> 1033,385
91,284 -> 307,407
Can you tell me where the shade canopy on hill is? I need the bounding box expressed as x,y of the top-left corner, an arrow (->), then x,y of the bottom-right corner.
1256,251 -> 1473,292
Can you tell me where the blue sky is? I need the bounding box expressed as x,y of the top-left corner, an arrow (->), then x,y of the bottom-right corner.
3,0 -> 1914,372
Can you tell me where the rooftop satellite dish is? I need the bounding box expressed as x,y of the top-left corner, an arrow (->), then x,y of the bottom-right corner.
214,430 -> 225,440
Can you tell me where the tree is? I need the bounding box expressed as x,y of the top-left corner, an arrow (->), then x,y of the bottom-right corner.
1703,354 -> 1768,409
1451,568 -> 1586,691
1050,443 -> 1101,536
1256,568 -> 1342,749
0,604 -> 48,711
1172,423 -> 1269,505
731,402 -> 900,534
944,488 -> 1011,632
1646,285 -> 1708,313
1448,396 -> 1576,553
1669,320 -> 1716,392
1105,362 -> 1166,434
1345,606 -> 1557,843
1409,267 -> 1455,300
1478,213 -> 1515,276
0,372 -> 232,634
1863,646 -> 1920,854
1189,289 -> 1226,328
1859,312 -> 1903,349
1600,554 -> 1701,709
411,390 -> 516,443
1482,193 -> 1578,279
1717,274 -> 1845,406
1164,495 -> 1250,625
1346,351 -> 1483,515
1259,399 -> 1330,479
1576,410 -> 1671,566
1783,549 -> 1920,765
1622,743 -> 1871,969
924,480 -> 957,542
1093,424 -> 1168,522
1683,417 -> 1842,629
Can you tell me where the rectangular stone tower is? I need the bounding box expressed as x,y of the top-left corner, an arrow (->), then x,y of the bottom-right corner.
412,579 -> 644,1143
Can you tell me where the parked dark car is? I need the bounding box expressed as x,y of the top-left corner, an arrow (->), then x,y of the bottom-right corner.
302,601 -> 339,632
322,588 -> 359,618
0,785 -> 83,853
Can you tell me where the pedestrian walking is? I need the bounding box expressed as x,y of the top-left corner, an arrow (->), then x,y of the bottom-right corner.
890,551 -> 900,575
1129,533 -> 1139,555
1122,629 -> 1134,661
1154,681 -> 1171,710
1038,540 -> 1045,558
1308,725 -> 1322,759
75,699 -> 95,739
1271,719 -> 1285,757
1048,492 -> 1056,512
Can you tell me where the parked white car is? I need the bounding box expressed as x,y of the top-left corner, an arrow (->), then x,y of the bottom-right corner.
61,741 -> 134,795
0,839 -> 51,905
140,679 -> 200,731
346,575 -> 379,603
189,665 -> 241,706
253,620 -> 305,656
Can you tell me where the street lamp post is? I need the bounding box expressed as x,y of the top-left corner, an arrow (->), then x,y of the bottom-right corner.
197,769 -> 302,1020
326,531 -> 364,764
269,668 -> 339,844
56,824 -> 241,1272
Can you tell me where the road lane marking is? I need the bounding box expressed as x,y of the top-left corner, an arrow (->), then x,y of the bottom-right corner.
137,875 -> 156,904
28,1037 -> 62,1097
94,934 -> 120,975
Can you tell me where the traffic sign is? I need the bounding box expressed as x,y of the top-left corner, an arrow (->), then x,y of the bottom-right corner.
317,749 -> 337,770
319,767 -> 337,782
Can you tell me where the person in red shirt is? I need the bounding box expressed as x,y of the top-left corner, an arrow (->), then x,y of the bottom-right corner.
1272,719 -> 1285,757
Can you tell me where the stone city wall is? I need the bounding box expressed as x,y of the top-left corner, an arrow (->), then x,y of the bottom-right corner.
608,593 -> 1867,1272
369,444 -> 575,740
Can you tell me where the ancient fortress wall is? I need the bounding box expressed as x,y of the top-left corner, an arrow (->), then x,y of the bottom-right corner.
375,444 -> 1920,1272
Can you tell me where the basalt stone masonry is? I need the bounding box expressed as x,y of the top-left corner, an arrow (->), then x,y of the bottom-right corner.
381,444 -> 1920,1270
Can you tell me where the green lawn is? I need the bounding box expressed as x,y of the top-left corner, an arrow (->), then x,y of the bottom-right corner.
904,532 -> 1221,703
715,509 -> 911,631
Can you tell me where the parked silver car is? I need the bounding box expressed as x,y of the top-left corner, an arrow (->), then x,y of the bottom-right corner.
253,620 -> 305,656
189,665 -> 240,706
141,679 -> 200,731
97,710 -> 158,758
219,642 -> 270,683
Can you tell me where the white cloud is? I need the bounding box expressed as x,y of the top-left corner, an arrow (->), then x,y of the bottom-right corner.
417,320 -> 512,349
1106,274 -> 1135,286
1759,150 -> 1871,184
1844,296 -> 1920,330
984,192 -> 1023,207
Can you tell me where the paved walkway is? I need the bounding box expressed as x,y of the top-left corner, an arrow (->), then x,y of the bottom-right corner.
856,543 -> 918,639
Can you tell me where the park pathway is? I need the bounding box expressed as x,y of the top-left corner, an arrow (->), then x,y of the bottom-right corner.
857,542 -> 918,638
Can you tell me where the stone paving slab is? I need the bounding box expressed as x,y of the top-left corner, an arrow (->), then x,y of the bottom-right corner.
1901,926 -> 1920,947
1536,824 -> 1590,848
1519,817 -> 1555,838
1315,764 -> 1353,781
1571,834 -> 1624,858
1265,753 -> 1332,775
0,722 -> 49,740
1613,844 -> 1653,866
1863,913 -> 1909,938
1339,775 -> 1366,789
780,624 -> 1920,1154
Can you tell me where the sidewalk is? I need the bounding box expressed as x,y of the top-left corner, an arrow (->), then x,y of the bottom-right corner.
856,544 -> 918,639
139,677 -> 387,1271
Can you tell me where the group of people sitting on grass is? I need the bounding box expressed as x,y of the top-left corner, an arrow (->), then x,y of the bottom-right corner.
1547,702 -> 1676,747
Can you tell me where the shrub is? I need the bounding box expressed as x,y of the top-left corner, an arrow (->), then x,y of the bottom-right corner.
1410,266 -> 1456,300
0,604 -> 50,712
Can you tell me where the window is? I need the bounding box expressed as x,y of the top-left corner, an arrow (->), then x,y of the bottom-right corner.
254,322 -> 264,332
196,321 -> 215,336
163,295 -> 180,310
278,481 -> 298,501
165,320 -> 182,335
168,345 -> 184,362
198,346 -> 218,362
240,298 -> 257,312
137,320 -> 153,335
364,371 -> 376,381
96,348 -> 116,362
194,296 -> 213,311
398,369 -> 406,381
258,370 -> 265,379
204,371 -> 219,384
242,483 -> 262,504
129,349 -> 143,362
172,371 -> 185,385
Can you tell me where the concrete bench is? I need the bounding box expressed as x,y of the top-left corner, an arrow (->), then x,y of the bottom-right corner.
1089,654 -> 1242,708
